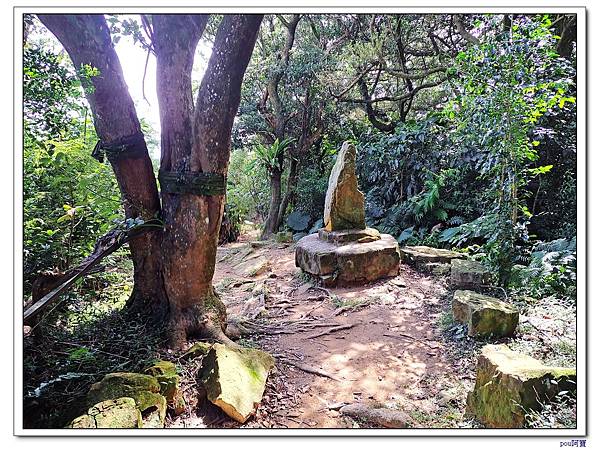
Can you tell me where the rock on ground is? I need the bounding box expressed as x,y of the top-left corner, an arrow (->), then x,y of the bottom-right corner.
452,290 -> 519,338
323,141 -> 366,231
67,397 -> 142,429
450,259 -> 492,287
144,361 -> 185,416
200,343 -> 275,423
400,246 -> 465,269
295,233 -> 400,286
467,344 -> 576,428
86,372 -> 166,428
339,402 -> 412,428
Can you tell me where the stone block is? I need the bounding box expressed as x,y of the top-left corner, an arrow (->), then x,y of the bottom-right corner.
450,258 -> 493,287
295,233 -> 400,286
452,290 -> 519,337
467,344 -> 576,428
200,343 -> 275,423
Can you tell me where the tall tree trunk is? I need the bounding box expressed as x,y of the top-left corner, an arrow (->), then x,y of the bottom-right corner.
157,15 -> 263,346
276,157 -> 297,227
259,15 -> 301,239
262,166 -> 283,239
39,14 -> 263,348
37,14 -> 167,318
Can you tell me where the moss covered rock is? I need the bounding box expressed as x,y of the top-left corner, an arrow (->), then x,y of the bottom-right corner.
466,344 -> 576,428
452,290 -> 519,338
200,343 -> 275,423
275,231 -> 293,243
87,372 -> 166,428
67,397 -> 142,429
144,361 -> 185,416
450,259 -> 492,287
181,341 -> 213,361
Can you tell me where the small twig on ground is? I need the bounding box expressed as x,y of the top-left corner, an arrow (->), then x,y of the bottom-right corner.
275,354 -> 341,381
383,332 -> 438,349
305,323 -> 355,339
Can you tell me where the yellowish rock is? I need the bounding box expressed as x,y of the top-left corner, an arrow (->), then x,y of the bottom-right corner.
67,397 -> 142,429
467,344 -> 576,428
200,343 -> 275,423
323,142 -> 366,231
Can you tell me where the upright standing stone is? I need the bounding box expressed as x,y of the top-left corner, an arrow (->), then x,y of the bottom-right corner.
296,141 -> 400,286
323,142 -> 366,231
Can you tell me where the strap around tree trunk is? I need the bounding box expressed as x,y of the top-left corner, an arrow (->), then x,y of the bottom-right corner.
158,170 -> 226,196
92,131 -> 147,163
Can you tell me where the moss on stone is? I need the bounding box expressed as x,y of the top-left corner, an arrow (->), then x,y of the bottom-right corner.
143,360 -> 184,414
200,343 -> 275,423
452,290 -> 519,338
181,342 -> 213,360
67,397 -> 142,429
87,372 -> 166,427
466,344 -> 576,428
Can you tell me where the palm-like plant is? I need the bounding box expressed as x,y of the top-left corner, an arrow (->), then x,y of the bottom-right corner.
251,137 -> 294,174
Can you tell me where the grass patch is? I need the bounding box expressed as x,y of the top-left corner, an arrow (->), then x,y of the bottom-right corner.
437,309 -> 455,331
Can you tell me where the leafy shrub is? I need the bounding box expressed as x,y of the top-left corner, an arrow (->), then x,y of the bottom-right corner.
511,237 -> 576,299
24,138 -> 121,289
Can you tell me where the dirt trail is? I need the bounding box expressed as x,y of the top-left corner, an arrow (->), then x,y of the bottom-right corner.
172,231 -> 474,429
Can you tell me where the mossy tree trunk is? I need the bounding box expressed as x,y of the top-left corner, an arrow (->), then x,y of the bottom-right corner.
38,14 -> 263,347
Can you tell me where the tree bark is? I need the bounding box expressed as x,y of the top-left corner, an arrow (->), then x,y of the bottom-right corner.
37,14 -> 167,318
158,14 -> 263,346
276,158 -> 297,227
262,166 -> 283,239
260,15 -> 301,239
39,14 -> 263,348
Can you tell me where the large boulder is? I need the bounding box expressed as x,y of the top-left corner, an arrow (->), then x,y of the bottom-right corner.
67,397 -> 142,429
87,372 -> 166,428
200,343 -> 275,423
144,360 -> 185,416
400,246 -> 465,269
295,233 -> 400,286
323,142 -> 366,231
467,344 -> 576,428
450,259 -> 493,287
452,290 -> 519,338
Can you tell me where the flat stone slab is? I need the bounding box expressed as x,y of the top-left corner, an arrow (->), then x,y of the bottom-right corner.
453,290 -> 519,337
200,343 -> 275,423
400,246 -> 466,269
451,259 -> 492,287
467,344 -> 576,428
295,232 -> 400,286
318,227 -> 381,244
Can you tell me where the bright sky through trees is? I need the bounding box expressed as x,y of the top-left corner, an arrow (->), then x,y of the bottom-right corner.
28,14 -> 212,160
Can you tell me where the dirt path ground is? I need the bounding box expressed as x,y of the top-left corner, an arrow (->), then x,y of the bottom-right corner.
171,231 -> 477,429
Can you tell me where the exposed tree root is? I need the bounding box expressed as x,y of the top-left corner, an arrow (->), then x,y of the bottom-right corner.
168,301 -> 238,350
305,323 -> 355,339
274,354 -> 341,381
